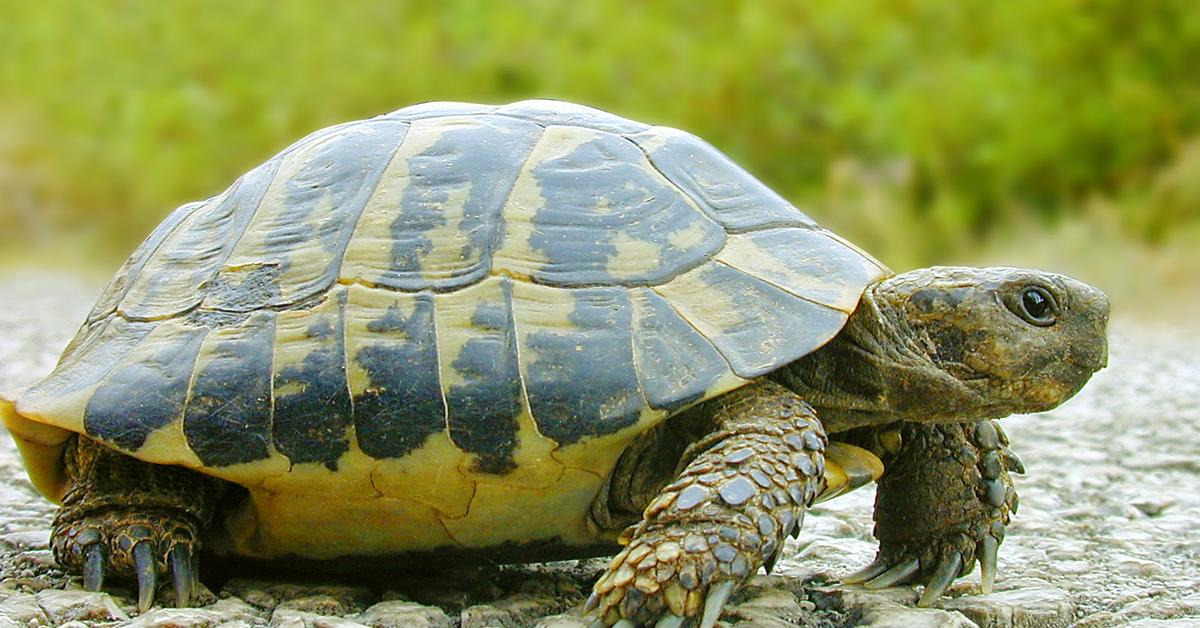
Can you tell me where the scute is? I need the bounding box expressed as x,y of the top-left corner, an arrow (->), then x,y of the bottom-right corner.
5,100 -> 890,493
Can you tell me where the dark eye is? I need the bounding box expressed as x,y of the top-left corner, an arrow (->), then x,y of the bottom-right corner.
1017,286 -> 1057,325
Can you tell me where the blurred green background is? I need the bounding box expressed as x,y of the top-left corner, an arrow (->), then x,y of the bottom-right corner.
1,0 -> 1197,315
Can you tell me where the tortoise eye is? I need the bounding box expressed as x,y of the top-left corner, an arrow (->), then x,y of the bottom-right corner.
1013,286 -> 1057,326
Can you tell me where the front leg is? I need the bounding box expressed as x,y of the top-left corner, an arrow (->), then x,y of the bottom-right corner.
844,420 -> 1024,606
587,381 -> 827,627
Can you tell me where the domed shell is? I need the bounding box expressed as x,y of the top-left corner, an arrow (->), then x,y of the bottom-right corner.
2,100 -> 889,502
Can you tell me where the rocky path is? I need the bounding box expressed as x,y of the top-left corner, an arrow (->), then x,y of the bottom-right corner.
0,272 -> 1197,627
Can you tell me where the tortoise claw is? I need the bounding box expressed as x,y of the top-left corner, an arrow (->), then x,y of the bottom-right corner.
82,543 -> 106,592
169,546 -> 193,607
133,541 -> 158,612
863,557 -> 920,589
979,535 -> 999,594
700,580 -> 735,628
918,553 -> 962,607
842,557 -> 889,584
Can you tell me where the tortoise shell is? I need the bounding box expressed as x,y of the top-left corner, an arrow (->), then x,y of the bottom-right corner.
2,100 -> 888,558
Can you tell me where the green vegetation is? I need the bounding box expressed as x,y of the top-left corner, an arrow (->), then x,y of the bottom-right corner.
1,0 -> 1198,278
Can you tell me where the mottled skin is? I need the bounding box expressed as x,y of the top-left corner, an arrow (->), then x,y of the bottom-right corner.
50,265 -> 1109,626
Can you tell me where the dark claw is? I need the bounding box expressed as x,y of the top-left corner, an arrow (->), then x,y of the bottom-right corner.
842,557 -> 889,584
978,535 -> 999,594
169,546 -> 193,607
133,541 -> 158,612
82,543 -> 106,591
763,549 -> 780,574
917,552 -> 962,607
863,558 -> 920,589
1001,447 -> 1025,474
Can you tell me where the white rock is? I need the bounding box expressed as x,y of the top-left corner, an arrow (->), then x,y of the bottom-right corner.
269,608 -> 369,628
0,593 -> 48,627
34,589 -> 127,624
353,600 -> 453,628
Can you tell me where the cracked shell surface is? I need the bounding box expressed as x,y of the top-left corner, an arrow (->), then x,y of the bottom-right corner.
0,101 -> 888,561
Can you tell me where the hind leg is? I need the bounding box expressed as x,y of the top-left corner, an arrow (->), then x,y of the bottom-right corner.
52,436 -> 224,612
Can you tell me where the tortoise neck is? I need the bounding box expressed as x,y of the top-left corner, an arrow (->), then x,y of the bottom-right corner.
771,281 -> 940,431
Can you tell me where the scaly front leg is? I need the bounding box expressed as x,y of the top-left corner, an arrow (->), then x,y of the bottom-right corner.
587,381 -> 827,627
844,420 -> 1023,605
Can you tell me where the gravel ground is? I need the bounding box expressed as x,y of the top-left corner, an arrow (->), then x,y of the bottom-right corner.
0,271 -> 1197,627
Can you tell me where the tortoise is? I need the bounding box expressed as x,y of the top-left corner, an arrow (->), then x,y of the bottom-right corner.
1,100 -> 1109,627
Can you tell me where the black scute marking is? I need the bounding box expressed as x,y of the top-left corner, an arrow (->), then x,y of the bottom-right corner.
381,116 -> 540,291
353,294 -> 446,459
529,132 -> 723,286
445,279 -> 522,474
272,292 -> 353,471
631,289 -> 728,410
631,129 -> 816,232
526,288 -> 643,445
184,311 -> 276,467
84,325 -> 208,452
204,263 -> 283,313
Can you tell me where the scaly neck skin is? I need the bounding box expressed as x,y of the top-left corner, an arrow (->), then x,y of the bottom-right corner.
770,282 -> 986,432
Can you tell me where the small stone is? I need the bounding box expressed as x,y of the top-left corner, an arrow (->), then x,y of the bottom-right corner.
279,595 -> 346,616
0,593 -> 49,626
355,602 -> 453,624
34,589 -> 128,624
0,530 -> 50,550
269,608 -> 369,627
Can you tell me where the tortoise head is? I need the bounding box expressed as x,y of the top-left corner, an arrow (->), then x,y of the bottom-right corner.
863,266 -> 1109,421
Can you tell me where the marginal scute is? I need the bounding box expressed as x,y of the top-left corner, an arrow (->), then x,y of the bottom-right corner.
84,319 -> 208,452
653,262 -> 849,379
514,283 -> 646,445
344,285 -> 446,460
435,277 -> 523,474
630,126 -> 816,232
716,227 -> 890,314
630,289 -> 740,411
184,310 -> 277,467
270,288 -> 352,471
